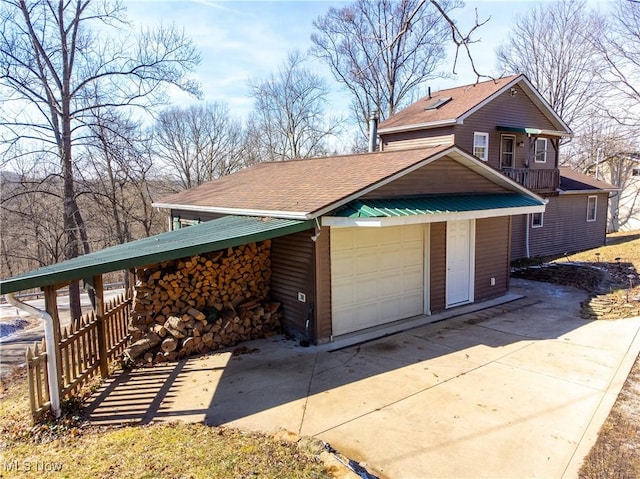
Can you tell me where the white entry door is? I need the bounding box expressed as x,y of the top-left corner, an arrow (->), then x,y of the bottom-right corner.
331,225 -> 425,336
446,220 -> 474,307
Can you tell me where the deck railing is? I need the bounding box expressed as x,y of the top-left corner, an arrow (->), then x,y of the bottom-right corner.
501,168 -> 559,191
25,291 -> 132,422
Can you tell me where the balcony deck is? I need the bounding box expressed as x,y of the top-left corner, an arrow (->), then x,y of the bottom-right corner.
501,168 -> 559,192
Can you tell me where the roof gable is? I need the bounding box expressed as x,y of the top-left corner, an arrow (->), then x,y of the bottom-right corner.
379,74 -> 571,135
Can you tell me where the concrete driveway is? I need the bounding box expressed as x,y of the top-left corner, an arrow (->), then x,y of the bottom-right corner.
85,279 -> 640,478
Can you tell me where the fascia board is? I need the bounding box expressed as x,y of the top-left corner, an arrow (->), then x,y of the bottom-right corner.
153,203 -> 310,220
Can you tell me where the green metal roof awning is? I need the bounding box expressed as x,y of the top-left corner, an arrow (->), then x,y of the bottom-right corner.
0,216 -> 313,295
497,126 -> 572,137
334,193 -> 544,218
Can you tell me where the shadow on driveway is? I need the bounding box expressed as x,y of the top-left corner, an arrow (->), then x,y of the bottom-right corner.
83,279 -> 640,478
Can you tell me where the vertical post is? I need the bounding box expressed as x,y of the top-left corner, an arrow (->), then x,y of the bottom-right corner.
94,274 -> 108,378
128,269 -> 136,300
43,286 -> 63,403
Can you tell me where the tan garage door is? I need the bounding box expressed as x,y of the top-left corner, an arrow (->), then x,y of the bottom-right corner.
331,225 -> 424,336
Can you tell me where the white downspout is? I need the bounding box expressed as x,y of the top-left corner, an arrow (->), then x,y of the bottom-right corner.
6,293 -> 61,418
525,214 -> 531,259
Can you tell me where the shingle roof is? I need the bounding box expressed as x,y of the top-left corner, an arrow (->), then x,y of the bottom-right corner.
559,168 -> 618,192
378,74 -> 571,135
379,75 -> 521,131
156,145 -> 454,218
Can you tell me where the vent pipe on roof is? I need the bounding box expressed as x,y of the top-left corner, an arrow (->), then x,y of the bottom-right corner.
368,111 -> 379,153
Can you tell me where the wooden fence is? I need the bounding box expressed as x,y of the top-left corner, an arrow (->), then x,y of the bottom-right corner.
25,291 -> 132,422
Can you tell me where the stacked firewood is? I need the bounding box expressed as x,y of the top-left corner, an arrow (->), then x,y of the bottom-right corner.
124,241 -> 281,364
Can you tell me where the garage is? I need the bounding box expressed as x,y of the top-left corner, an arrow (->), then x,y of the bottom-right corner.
330,224 -> 425,336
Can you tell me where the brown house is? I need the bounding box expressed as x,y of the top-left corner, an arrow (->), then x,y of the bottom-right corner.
156,144 -> 544,344
378,74 -> 617,259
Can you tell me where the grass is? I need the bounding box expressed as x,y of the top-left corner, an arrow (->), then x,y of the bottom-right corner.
0,369 -> 331,479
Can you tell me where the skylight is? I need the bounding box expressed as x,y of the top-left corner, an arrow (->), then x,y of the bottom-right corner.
424,97 -> 452,110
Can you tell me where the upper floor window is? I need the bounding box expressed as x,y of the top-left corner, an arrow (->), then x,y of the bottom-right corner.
534,138 -> 547,163
473,132 -> 489,161
586,196 -> 597,222
632,168 -> 640,177
501,135 -> 515,168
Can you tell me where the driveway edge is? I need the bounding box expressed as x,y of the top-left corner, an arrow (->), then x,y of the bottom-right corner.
563,316 -> 640,478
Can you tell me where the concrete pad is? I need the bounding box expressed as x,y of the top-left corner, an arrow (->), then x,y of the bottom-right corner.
318,360 -> 604,478
83,280 -> 640,478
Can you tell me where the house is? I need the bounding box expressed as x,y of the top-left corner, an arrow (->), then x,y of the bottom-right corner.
155,144 -> 544,344
377,74 -> 617,259
587,154 -> 640,232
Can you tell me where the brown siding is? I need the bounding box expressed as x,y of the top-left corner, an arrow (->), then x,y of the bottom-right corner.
270,230 -> 315,340
362,157 -> 509,199
475,217 -> 510,301
314,227 -> 332,343
430,222 -> 446,313
510,214 -> 528,260
455,85 -> 559,171
511,193 -> 609,259
380,127 -> 454,151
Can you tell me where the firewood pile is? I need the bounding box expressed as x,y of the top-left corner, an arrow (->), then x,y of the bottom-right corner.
123,241 -> 281,364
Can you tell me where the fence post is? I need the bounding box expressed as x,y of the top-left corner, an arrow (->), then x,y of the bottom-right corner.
43,286 -> 63,402
94,274 -> 108,378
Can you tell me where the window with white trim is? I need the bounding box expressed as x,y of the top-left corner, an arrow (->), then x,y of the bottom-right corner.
473,132 -> 489,161
531,212 -> 543,228
586,196 -> 597,222
534,138 -> 547,163
172,217 -> 201,230
500,134 -> 516,168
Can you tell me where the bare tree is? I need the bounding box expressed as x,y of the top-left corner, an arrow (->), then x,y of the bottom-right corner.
591,0 -> 640,126
154,102 -> 246,189
311,0 -> 462,133
496,0 -> 604,132
247,51 -> 341,162
1,165 -> 66,275
80,109 -> 164,248
568,117 -> 639,232
0,0 -> 200,318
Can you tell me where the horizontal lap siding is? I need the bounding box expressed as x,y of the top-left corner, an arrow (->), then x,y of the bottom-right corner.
475,217 -> 510,301
381,128 -> 454,151
529,194 -> 608,257
510,214 -> 528,260
362,157 -> 508,198
455,86 -> 559,170
314,227 -> 332,343
270,230 -> 315,340
430,222 -> 446,313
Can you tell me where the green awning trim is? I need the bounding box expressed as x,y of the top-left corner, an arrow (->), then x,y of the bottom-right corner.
334,194 -> 544,218
497,126 -> 541,135
0,216 -> 313,294
496,126 -> 571,137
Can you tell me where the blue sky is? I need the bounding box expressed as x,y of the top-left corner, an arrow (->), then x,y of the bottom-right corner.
124,0 -> 605,120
